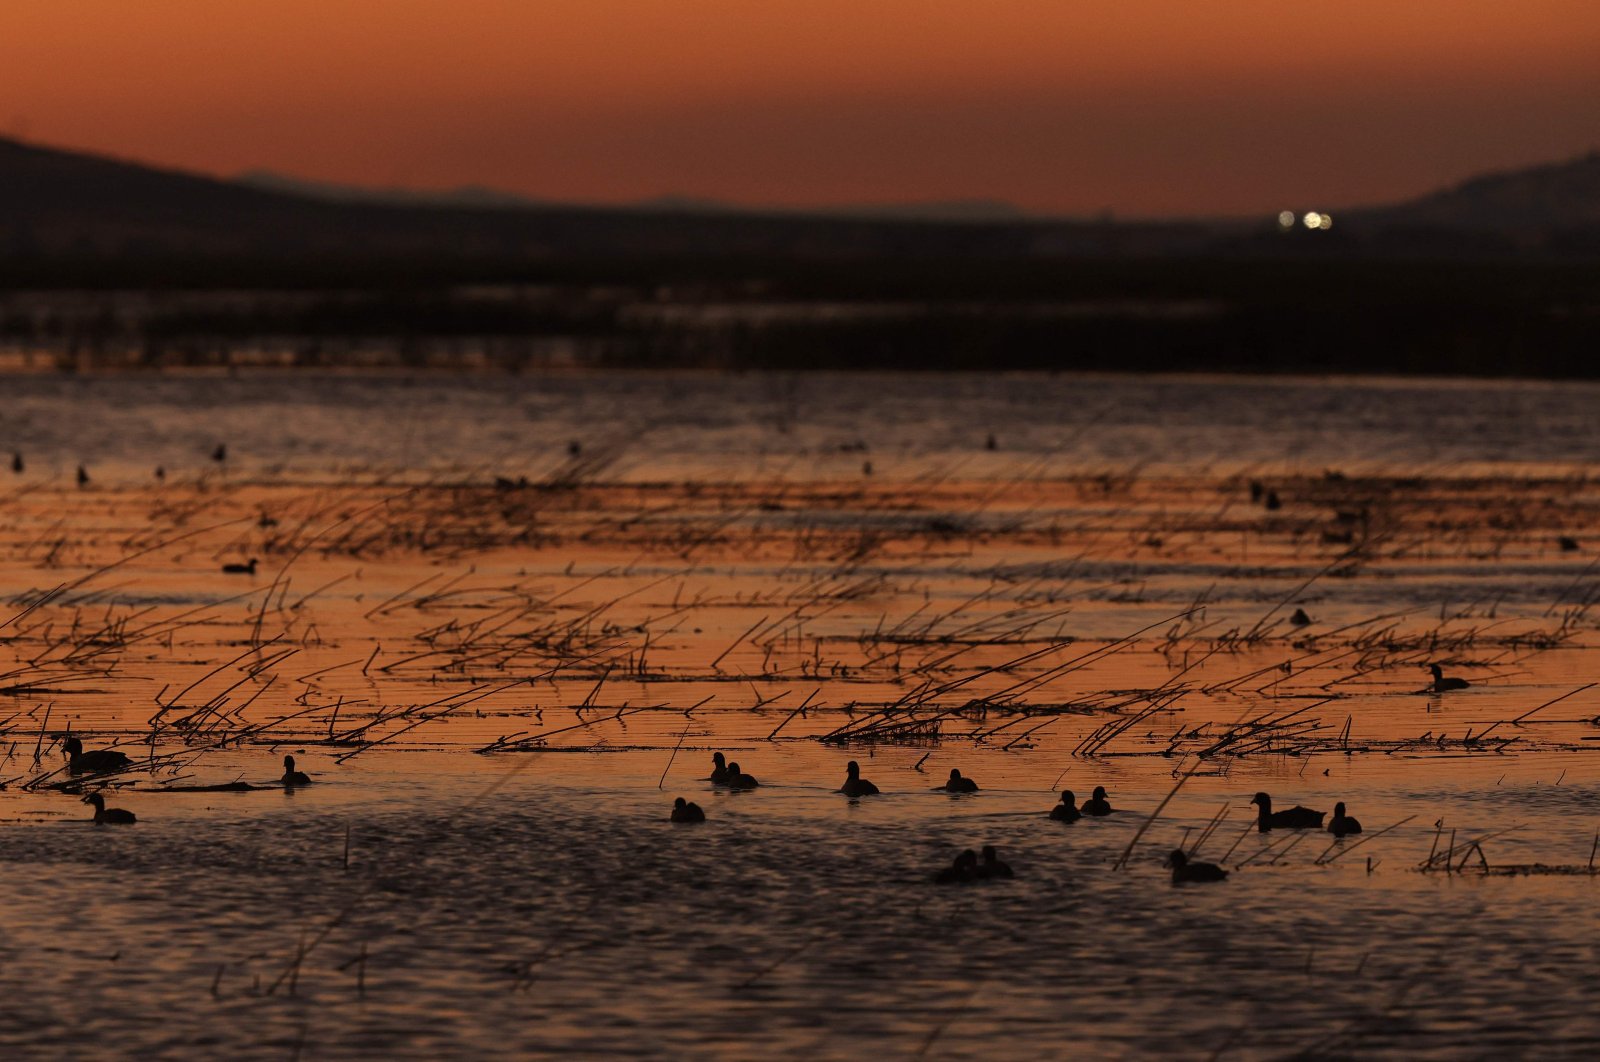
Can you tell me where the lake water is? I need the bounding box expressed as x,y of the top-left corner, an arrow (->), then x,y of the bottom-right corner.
2,369 -> 1600,1059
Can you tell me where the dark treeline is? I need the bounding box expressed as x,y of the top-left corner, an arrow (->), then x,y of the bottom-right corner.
3,255 -> 1598,377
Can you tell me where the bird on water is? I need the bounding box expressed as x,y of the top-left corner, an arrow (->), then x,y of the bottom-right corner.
222,558 -> 258,575
671,797 -> 706,823
838,760 -> 880,797
708,751 -> 729,784
76,464 -> 89,488
1250,792 -> 1325,832
10,452 -> 20,474
83,792 -> 136,824
1427,663 -> 1470,693
723,761 -> 759,789
934,849 -> 978,884
63,737 -> 132,775
281,755 -> 312,786
1328,801 -> 1363,837
1082,786 -> 1113,816
936,768 -> 979,793
1050,790 -> 1081,823
1166,850 -> 1228,885
975,845 -> 1014,879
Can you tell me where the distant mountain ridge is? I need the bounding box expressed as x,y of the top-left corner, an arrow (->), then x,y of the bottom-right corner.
239,168 -> 1033,222
1,134 -> 1598,278
199,146 -> 1600,234
1362,151 -> 1600,232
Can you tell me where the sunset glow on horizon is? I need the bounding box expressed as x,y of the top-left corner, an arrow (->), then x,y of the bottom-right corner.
4,0 -> 1599,215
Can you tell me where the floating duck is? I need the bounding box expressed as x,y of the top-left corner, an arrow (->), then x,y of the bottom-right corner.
1328,801 -> 1363,837
838,760 -> 880,797
1166,850 -> 1227,885
936,768 -> 978,794
1427,664 -> 1470,693
1082,786 -> 1113,816
281,755 -> 312,786
1050,790 -> 1081,823
63,737 -> 131,775
83,792 -> 136,825
222,558 -> 258,575
723,761 -> 759,789
975,845 -> 1014,879
671,797 -> 706,823
708,751 -> 729,784
1250,792 -> 1325,832
934,849 -> 977,884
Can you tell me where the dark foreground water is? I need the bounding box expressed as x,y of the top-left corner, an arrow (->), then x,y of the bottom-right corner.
2,748 -> 1599,1060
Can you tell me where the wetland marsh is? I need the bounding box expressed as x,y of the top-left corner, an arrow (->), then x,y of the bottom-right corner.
3,370 -> 1600,1059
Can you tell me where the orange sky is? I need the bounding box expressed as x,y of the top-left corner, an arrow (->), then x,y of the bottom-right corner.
4,0 -> 1598,215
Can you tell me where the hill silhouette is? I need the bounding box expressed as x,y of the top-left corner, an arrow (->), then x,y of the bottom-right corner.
5,136 -> 1600,280
240,169 -> 1033,222
2,135 -> 1208,276
1361,151 -> 1600,235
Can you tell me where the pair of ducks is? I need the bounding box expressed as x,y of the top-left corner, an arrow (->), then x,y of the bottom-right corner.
1251,792 -> 1363,837
707,752 -> 759,790
1049,786 -> 1113,822
934,845 -> 1013,883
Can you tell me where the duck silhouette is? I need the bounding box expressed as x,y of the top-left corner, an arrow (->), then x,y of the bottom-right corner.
723,761 -> 759,789
1328,801 -> 1363,837
975,845 -> 1014,879
1050,790 -> 1081,822
838,760 -> 880,797
1166,850 -> 1228,885
1082,786 -> 1113,816
708,751 -> 729,784
1250,792 -> 1325,832
1427,664 -> 1470,693
83,792 -> 136,824
934,849 -> 978,884
63,737 -> 131,775
936,768 -> 978,793
281,755 -> 312,786
671,797 -> 706,823
222,558 -> 258,575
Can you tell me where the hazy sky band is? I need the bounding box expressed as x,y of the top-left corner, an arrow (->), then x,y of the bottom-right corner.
6,0 -> 1598,214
